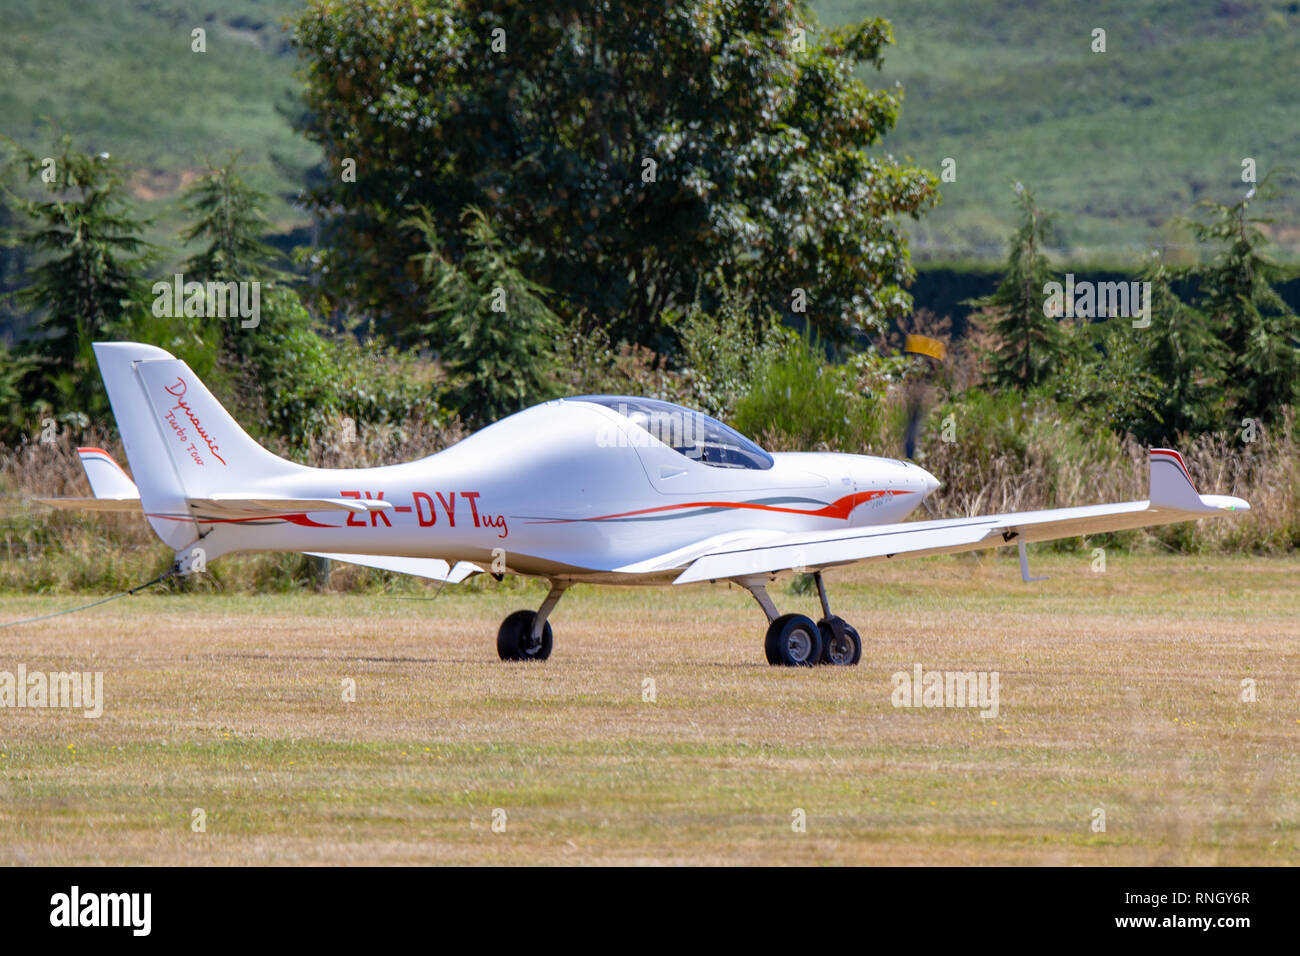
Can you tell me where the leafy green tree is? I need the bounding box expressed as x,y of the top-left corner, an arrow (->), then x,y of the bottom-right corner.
975,185 -> 1066,390
231,287 -> 421,448
178,154 -> 290,369
0,159 -> 32,347
292,0 -> 937,349
171,153 -> 419,449
6,137 -> 155,416
731,330 -> 880,452
1052,317 -> 1164,438
407,205 -> 562,427
1183,182 -> 1299,426
0,341 -> 32,434
669,281 -> 785,421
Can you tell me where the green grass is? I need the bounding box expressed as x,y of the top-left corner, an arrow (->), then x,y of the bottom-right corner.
1,0 -> 316,258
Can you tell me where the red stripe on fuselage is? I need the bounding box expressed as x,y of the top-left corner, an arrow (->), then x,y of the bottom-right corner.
527,489 -> 913,524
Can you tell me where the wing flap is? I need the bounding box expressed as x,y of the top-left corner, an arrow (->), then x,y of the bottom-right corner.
306,552 -> 481,583
675,522 -> 997,583
188,495 -> 393,519
612,529 -> 798,575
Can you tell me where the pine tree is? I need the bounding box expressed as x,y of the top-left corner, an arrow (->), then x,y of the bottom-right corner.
406,206 -> 561,428
180,154 -> 283,285
975,185 -> 1067,390
1184,181 -> 1299,426
0,341 -> 33,436
8,137 -> 155,417
179,155 -> 287,361
1132,255 -> 1227,442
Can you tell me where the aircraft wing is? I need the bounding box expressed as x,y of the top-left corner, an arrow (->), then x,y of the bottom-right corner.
672,448 -> 1249,584
34,494 -> 393,520
306,552 -> 482,583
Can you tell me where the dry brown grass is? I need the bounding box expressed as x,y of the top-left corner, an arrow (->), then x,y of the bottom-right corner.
5,403 -> 1298,594
916,407 -> 1300,553
0,421 -> 471,592
1,552 -> 1296,865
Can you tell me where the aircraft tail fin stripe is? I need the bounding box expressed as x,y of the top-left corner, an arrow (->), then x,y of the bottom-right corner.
76,447 -> 140,500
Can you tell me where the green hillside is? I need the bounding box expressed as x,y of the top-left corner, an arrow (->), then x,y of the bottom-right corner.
0,0 -> 314,250
2,0 -> 1297,272
820,0 -> 1300,263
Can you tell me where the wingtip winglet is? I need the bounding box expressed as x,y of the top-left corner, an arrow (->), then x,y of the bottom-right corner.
1149,448 -> 1249,515
1149,447 -> 1208,512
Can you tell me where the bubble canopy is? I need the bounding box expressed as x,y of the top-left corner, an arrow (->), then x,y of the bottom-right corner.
570,396 -> 775,471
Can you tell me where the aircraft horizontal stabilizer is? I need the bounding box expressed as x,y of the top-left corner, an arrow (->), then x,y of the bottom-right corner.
190,495 -> 392,519
77,447 -> 140,500
30,447 -> 144,511
32,497 -> 144,513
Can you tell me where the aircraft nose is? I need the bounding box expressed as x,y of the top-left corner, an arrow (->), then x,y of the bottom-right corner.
919,467 -> 941,496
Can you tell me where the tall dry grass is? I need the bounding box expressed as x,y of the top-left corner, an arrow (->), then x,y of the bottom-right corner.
0,416 -> 468,593
2,398 -> 1297,593
915,402 -> 1299,554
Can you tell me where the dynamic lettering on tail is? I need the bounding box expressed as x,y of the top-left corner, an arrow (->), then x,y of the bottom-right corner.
163,377 -> 226,466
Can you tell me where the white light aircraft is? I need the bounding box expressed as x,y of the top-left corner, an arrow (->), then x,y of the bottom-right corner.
36,342 -> 1250,666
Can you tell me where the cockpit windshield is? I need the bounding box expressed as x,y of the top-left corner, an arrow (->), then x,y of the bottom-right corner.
573,396 -> 774,470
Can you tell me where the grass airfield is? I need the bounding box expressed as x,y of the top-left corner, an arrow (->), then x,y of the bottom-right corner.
1,552 -> 1297,865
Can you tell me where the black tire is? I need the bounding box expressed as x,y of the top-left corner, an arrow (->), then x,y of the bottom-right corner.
764,613 -> 823,667
497,609 -> 553,661
818,617 -> 862,666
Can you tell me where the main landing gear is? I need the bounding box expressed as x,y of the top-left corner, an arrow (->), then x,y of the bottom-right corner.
742,573 -> 862,667
497,582 -> 567,661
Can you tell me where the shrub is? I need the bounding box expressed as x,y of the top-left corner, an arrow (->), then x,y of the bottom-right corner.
732,332 -> 885,453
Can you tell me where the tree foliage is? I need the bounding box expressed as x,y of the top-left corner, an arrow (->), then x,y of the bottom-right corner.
1052,317 -> 1164,438
230,287 -> 423,449
292,0 -> 937,349
407,205 -> 562,427
1128,255 -> 1226,443
177,154 -> 293,371
5,136 -> 156,417
669,282 -> 785,421
177,156 -> 422,448
181,154 -> 286,287
974,185 -> 1065,391
1182,184 -> 1300,426
972,177 -> 1299,446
